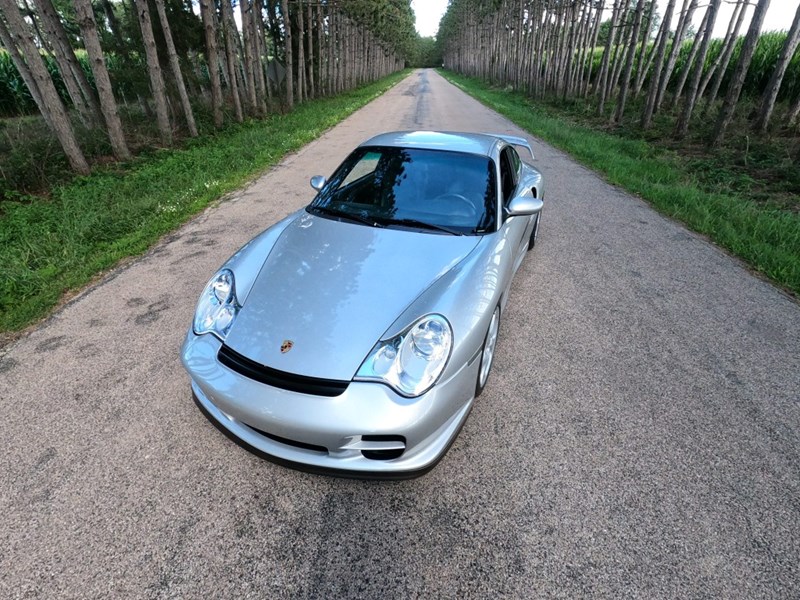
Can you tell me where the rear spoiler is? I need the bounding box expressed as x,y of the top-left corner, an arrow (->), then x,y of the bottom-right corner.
494,134 -> 535,160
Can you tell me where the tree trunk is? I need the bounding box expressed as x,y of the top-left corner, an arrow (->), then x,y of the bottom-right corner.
608,9 -> 634,98
199,0 -> 223,128
700,9 -> 747,116
100,0 -> 124,47
582,0 -> 604,97
239,0 -> 257,115
307,1 -> 314,99
656,0 -> 697,111
134,0 -> 172,144
154,0 -> 198,135
0,11 -> 45,113
670,0 -> 707,109
316,3 -> 323,96
674,0 -> 722,139
73,0 -> 131,159
754,2 -> 800,133
711,0 -> 773,146
281,0 -> 293,109
698,0 -> 747,106
33,0 -> 100,127
641,0 -> 676,129
613,0 -> 646,123
595,0 -> 622,114
0,0 -> 89,173
632,0 -> 655,98
296,0 -> 305,102
251,2 -> 268,115
220,0 -> 243,122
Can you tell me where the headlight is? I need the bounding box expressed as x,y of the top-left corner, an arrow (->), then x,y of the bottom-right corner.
193,268 -> 240,340
355,314 -> 452,397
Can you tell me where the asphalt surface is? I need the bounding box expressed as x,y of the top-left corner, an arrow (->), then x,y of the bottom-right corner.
2,69 -> 799,598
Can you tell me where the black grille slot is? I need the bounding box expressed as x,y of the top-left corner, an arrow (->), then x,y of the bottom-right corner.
361,435 -> 406,461
241,422 -> 328,455
218,344 -> 349,397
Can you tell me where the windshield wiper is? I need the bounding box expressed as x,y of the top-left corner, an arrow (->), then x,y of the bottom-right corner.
310,205 -> 384,228
380,218 -> 464,236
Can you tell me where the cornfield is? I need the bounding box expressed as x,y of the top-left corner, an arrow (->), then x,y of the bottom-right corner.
580,31 -> 799,102
0,50 -> 152,118
670,31 -> 800,101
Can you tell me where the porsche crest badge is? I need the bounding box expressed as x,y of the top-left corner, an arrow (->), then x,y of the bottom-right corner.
280,340 -> 294,353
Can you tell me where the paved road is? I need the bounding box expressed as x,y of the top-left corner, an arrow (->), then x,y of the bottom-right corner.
2,70 -> 799,598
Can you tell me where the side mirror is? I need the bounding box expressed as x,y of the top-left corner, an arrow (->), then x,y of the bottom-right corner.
505,196 -> 543,217
310,175 -> 327,191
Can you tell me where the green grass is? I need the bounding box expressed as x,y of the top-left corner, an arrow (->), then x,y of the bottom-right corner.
440,70 -> 800,298
0,70 -> 411,334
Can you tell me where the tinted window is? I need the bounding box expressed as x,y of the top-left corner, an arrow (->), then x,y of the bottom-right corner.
508,146 -> 521,178
500,147 -> 516,204
309,146 -> 497,235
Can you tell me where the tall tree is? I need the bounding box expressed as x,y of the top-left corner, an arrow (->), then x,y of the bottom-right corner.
613,0 -> 646,123
0,11 -> 44,111
641,0 -> 676,129
656,0 -> 698,111
296,0 -> 305,103
220,0 -> 243,122
698,0 -> 747,106
0,0 -> 89,173
154,0 -> 198,136
754,2 -> 800,133
134,0 -> 172,145
674,0 -> 722,139
73,0 -> 131,159
711,0 -> 772,146
240,0 -> 260,115
595,0 -> 623,114
669,0 -> 707,109
281,0 -> 293,109
199,0 -> 223,127
307,1 -> 314,99
33,0 -> 100,127
703,0 -> 749,115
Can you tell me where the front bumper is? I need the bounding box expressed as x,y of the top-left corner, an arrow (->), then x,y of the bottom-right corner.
181,332 -> 479,478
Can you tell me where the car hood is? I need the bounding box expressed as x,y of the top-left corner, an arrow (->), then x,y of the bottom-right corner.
224,212 -> 481,380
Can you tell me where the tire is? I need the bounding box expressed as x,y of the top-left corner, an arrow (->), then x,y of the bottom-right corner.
527,210 -> 541,252
475,305 -> 501,397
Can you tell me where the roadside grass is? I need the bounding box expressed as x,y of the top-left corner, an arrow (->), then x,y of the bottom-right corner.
0,70 -> 410,334
441,70 -> 800,297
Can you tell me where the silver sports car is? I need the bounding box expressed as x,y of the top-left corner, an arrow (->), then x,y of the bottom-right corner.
181,131 -> 544,478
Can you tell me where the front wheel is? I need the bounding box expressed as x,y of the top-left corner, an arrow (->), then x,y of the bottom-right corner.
475,305 -> 501,397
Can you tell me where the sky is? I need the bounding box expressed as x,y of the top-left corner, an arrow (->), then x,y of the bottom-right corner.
411,1 -> 799,40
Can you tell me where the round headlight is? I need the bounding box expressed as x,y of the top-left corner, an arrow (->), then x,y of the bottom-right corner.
356,314 -> 452,397
193,269 -> 240,340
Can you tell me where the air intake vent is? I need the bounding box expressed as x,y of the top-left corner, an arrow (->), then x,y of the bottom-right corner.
360,435 -> 406,461
218,344 -> 349,397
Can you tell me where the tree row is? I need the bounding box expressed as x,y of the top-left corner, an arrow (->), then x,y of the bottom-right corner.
0,0 -> 417,175
439,0 -> 800,146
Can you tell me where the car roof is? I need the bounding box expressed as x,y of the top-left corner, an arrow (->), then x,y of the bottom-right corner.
359,131 -> 502,157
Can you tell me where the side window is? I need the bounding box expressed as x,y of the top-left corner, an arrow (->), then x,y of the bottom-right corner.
499,147 -> 517,204
508,146 -> 521,179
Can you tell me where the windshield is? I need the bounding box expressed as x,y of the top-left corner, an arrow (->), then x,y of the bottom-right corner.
308,146 -> 497,235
